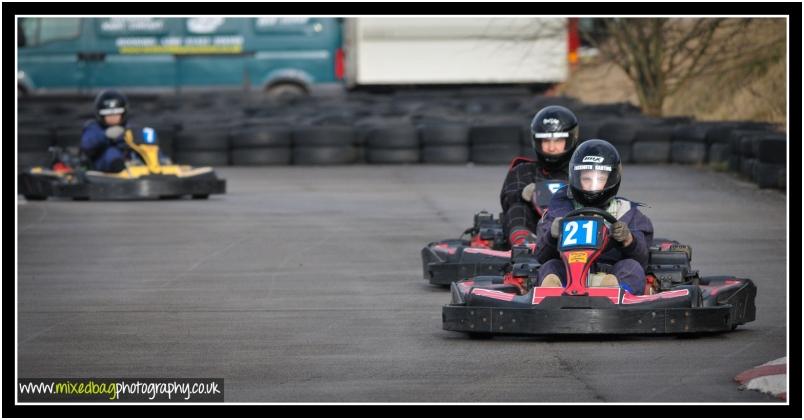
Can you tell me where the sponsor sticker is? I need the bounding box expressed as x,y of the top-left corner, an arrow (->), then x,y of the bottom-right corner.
573,164 -> 593,170
568,251 -> 588,263
582,156 -> 604,163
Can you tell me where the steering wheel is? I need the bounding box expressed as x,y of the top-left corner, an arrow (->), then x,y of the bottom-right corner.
564,207 -> 618,224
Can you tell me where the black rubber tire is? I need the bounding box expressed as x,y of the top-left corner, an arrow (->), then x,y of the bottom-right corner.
740,158 -> 756,179
739,136 -> 756,158
577,119 -> 611,142
293,126 -> 356,147
708,143 -> 731,165
265,83 -> 308,100
365,148 -> 420,164
231,148 -> 292,165
54,124 -> 87,147
192,194 -> 210,200
230,127 -> 292,149
173,150 -> 229,166
777,167 -> 786,190
419,123 -> 470,146
175,131 -> 229,151
670,142 -> 707,164
470,144 -> 521,164
753,162 -> 784,189
610,142 -> 633,164
365,125 -> 420,149
753,135 -> 786,164
293,146 -> 357,165
597,119 -> 647,145
469,124 -> 522,146
670,124 -> 708,143
422,146 -> 470,164
19,128 -> 54,151
631,141 -> 671,164
636,126 -> 674,144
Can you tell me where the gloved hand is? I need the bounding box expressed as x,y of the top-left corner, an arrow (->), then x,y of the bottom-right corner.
105,125 -> 125,140
521,183 -> 536,202
550,216 -> 563,239
611,221 -> 633,247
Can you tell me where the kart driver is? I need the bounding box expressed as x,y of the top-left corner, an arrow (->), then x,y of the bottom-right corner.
534,139 -> 654,294
80,90 -> 163,173
501,105 -> 580,247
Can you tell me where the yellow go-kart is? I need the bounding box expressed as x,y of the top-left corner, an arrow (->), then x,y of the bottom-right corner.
19,128 -> 226,200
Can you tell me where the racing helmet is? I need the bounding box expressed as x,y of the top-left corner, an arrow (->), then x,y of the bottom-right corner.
567,139 -> 622,208
529,105 -> 580,169
94,90 -> 128,126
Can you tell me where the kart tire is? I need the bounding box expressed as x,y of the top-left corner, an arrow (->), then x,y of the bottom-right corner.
54,124 -> 86,147
293,146 -> 357,165
670,124 -> 707,144
739,136 -> 756,158
175,130 -> 229,151
231,148 -> 292,165
230,127 -> 292,148
419,123 -> 470,146
365,125 -> 419,149
597,120 -> 643,145
631,141 -> 671,164
470,143 -> 521,164
777,167 -> 786,190
365,148 -> 420,164
192,194 -> 210,200
577,119 -> 611,142
173,150 -> 230,166
293,126 -> 356,147
670,142 -> 706,164
752,162 -> 785,189
470,124 -> 522,146
753,135 -> 786,164
19,128 -> 54,151
422,145 -> 470,164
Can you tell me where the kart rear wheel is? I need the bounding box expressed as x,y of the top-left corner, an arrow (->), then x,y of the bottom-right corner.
468,332 -> 494,340
192,194 -> 210,200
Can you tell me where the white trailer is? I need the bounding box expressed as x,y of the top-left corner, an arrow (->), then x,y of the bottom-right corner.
343,17 -> 571,87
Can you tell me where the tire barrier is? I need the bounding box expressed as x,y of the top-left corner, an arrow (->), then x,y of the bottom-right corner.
17,93 -> 786,192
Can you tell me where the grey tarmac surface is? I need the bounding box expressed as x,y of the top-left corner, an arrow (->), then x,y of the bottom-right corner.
17,164 -> 788,403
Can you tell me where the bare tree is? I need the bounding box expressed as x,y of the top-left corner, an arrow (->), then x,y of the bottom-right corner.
582,18 -> 785,117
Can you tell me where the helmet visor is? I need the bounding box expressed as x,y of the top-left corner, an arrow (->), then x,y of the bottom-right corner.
578,169 -> 609,192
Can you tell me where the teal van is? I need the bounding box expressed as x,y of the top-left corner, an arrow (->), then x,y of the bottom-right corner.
17,17 -> 344,96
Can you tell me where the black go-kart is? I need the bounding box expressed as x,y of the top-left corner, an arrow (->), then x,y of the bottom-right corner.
19,128 -> 226,201
442,207 -> 757,336
421,179 -> 566,286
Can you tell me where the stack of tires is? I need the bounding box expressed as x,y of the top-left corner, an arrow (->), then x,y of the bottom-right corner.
596,119 -> 648,163
469,122 -> 522,164
174,127 -> 230,167
750,134 -> 786,189
364,123 -> 420,164
419,122 -> 470,164
292,126 -> 358,165
668,124 -> 710,165
229,125 -> 292,166
632,124 -> 675,164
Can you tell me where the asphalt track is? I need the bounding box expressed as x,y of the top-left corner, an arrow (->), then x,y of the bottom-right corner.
17,164 -> 788,403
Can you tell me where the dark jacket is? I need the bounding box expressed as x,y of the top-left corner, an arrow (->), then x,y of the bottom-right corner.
80,120 -> 129,161
534,186 -> 654,268
499,157 -> 569,240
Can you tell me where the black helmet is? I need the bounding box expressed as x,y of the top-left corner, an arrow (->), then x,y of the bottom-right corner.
94,90 -> 128,126
529,105 -> 580,169
567,139 -> 622,208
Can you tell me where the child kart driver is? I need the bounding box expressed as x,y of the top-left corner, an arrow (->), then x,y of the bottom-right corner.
534,139 -> 654,295
500,105 -> 580,247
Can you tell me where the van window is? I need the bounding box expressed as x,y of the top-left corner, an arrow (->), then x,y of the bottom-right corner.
21,18 -> 81,46
254,17 -> 319,35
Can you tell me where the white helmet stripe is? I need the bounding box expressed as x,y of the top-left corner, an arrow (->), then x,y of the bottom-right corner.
534,132 -> 570,139
99,107 -> 125,115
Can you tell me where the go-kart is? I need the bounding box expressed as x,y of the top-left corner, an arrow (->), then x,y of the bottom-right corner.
421,179 -> 566,286
19,128 -> 226,200
442,207 -> 757,336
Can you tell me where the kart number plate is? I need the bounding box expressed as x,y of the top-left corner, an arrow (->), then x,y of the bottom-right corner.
560,218 -> 600,250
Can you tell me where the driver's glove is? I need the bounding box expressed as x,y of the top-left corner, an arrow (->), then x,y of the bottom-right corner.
104,125 -> 125,140
550,216 -> 563,239
611,221 -> 634,247
521,182 -> 536,202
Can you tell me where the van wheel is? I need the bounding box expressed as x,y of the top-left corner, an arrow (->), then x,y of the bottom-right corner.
265,83 -> 307,100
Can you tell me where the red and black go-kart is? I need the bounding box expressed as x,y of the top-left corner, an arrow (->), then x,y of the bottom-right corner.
19,128 -> 225,201
442,207 -> 757,336
421,180 -> 566,286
